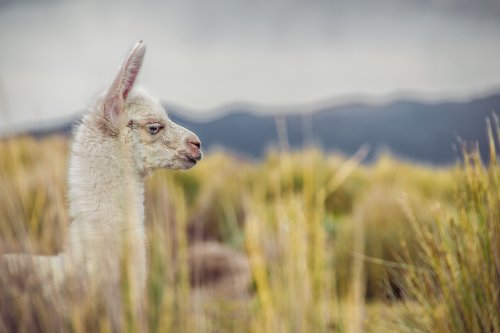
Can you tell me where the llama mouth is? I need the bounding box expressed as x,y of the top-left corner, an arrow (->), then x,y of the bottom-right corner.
181,154 -> 198,165
186,156 -> 197,164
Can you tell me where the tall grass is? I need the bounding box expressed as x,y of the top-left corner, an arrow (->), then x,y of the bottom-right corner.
0,120 -> 497,332
403,116 -> 500,332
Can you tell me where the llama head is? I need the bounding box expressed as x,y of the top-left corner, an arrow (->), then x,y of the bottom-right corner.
95,41 -> 202,174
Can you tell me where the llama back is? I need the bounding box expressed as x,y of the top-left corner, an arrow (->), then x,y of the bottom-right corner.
2,253 -> 69,291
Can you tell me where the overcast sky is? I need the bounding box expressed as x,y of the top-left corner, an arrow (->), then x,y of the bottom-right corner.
1,0 -> 500,127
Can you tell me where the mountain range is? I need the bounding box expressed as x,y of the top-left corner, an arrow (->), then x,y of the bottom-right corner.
169,93 -> 500,164
6,92 -> 500,165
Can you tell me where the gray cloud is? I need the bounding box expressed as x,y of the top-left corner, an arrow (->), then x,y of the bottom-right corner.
0,0 -> 499,127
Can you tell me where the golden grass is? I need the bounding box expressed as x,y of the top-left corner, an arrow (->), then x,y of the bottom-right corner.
0,117 -> 497,332
402,116 -> 500,332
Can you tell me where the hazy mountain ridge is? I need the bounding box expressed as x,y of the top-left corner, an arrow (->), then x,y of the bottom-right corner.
5,93 -> 499,165
169,93 -> 500,164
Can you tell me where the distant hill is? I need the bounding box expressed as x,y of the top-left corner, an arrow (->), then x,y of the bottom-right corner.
169,93 -> 500,164
5,93 -> 500,165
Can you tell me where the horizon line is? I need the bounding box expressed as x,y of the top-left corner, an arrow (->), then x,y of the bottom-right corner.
1,87 -> 499,137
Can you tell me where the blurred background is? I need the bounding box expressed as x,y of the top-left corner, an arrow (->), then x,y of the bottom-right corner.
1,1 -> 499,332
1,0 -> 499,162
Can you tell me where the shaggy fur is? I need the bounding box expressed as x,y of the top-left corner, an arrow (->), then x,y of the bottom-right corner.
2,41 -> 202,327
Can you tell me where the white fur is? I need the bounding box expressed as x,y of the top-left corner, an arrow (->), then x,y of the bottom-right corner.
3,41 -> 202,314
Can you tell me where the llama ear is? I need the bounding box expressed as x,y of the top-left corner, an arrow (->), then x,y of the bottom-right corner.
102,41 -> 146,124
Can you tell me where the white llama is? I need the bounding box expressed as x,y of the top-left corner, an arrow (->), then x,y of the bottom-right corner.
3,40 -> 202,320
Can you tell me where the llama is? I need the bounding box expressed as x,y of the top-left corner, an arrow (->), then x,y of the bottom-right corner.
2,40 -> 202,324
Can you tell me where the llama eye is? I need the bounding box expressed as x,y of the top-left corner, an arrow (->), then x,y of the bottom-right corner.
146,123 -> 163,135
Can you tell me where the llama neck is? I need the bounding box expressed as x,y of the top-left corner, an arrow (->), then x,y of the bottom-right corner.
66,117 -> 148,304
68,122 -> 145,233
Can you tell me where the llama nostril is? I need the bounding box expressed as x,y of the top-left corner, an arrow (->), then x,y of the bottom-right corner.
187,137 -> 201,150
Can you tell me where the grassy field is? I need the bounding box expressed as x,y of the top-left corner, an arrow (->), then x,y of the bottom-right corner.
0,118 -> 498,332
